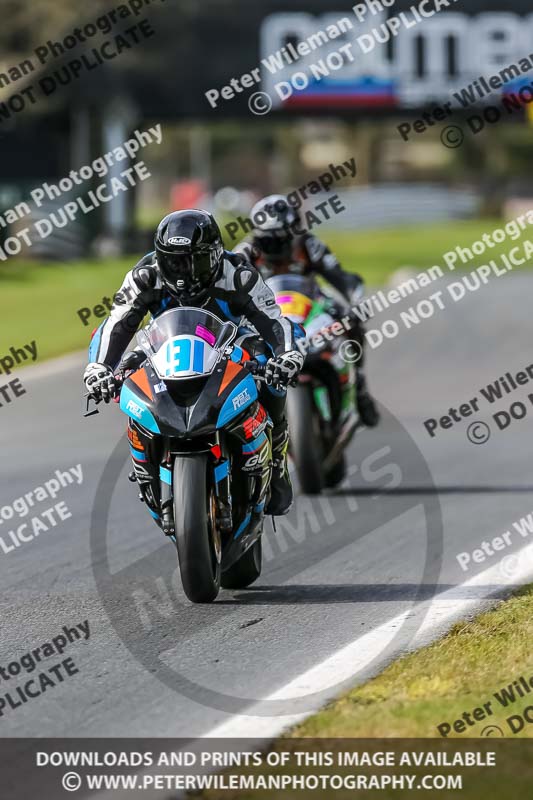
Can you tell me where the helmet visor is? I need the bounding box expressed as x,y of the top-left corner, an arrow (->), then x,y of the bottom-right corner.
158,250 -> 216,295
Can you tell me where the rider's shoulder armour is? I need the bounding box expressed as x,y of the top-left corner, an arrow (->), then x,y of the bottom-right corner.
233,265 -> 259,293
301,233 -> 326,264
227,248 -> 248,267
132,260 -> 158,292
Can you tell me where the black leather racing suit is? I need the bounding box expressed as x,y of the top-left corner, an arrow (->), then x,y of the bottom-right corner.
234,232 -> 379,427
235,232 -> 366,365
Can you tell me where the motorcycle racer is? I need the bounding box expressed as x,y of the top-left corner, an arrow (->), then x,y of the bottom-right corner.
235,195 -> 379,428
83,209 -> 304,517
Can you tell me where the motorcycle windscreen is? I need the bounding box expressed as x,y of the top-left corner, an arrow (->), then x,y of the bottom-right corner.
136,307 -> 237,381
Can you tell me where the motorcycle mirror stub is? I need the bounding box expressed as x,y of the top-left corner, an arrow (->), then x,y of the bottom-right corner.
119,350 -> 145,372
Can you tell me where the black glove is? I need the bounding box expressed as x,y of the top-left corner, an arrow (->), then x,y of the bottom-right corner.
83,362 -> 117,403
265,350 -> 304,389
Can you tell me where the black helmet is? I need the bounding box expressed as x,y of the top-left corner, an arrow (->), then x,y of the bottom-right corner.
250,195 -> 299,265
155,209 -> 224,303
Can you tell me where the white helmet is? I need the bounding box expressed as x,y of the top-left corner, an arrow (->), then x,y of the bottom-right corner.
250,195 -> 300,263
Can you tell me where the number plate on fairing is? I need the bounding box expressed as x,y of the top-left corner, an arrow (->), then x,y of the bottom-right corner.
151,335 -> 220,379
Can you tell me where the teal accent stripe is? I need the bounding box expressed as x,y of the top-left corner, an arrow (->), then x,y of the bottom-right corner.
216,373 -> 258,429
193,339 -> 205,372
88,325 -> 103,362
216,299 -> 240,323
214,461 -> 229,482
129,445 -> 146,462
242,431 -> 267,453
119,384 -> 161,434
159,466 -> 172,485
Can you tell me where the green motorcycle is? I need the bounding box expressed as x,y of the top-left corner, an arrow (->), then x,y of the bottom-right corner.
267,274 -> 358,494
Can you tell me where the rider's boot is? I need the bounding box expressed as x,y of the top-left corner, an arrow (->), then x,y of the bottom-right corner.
344,318 -> 379,428
356,371 -> 380,428
265,422 -> 293,516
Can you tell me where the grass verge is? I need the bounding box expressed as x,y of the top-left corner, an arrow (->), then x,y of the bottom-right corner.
318,218 -> 509,285
192,588 -> 533,800
289,584 -> 533,739
0,257 -> 132,361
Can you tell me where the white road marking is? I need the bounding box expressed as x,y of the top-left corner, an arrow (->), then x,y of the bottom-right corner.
204,540 -> 533,739
94,541 -> 533,799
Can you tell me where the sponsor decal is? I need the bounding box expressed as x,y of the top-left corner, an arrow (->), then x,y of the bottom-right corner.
127,427 -> 145,450
242,448 -> 269,471
167,237 -> 191,246
154,381 -> 167,394
262,11 -> 533,109
232,387 -> 251,411
126,399 -> 144,418
243,405 -> 268,439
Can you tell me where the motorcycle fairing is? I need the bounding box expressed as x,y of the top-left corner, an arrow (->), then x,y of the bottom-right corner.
119,358 -> 257,438
216,374 -> 258,429
120,382 -> 161,434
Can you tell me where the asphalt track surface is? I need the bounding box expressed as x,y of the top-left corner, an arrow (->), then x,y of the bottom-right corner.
2,272 -> 533,743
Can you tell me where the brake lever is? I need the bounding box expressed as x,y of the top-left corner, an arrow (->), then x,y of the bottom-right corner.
83,373 -> 124,417
83,393 -> 100,418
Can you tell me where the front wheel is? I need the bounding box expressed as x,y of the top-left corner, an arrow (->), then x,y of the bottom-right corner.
287,385 -> 324,494
221,539 -> 262,590
173,455 -> 221,603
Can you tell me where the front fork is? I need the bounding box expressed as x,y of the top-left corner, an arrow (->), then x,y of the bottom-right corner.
156,435 -> 233,537
209,423 -> 272,535
159,462 -> 174,536
226,401 -> 272,517
131,413 -> 271,540
209,435 -> 233,533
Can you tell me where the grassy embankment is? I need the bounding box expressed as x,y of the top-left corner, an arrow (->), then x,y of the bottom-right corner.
194,587 -> 533,800
0,218 -> 524,360
291,584 -> 533,739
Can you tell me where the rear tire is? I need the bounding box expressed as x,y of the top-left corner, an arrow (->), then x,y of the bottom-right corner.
173,455 -> 221,603
221,539 -> 262,590
287,386 -> 323,494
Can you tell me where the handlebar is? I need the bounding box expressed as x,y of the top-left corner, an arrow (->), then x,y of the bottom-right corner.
244,358 -> 298,389
85,354 -> 298,418
244,359 -> 267,379
83,372 -> 124,417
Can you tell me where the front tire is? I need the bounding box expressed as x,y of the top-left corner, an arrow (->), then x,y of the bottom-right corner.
221,539 -> 262,590
173,455 -> 221,603
287,385 -> 323,494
